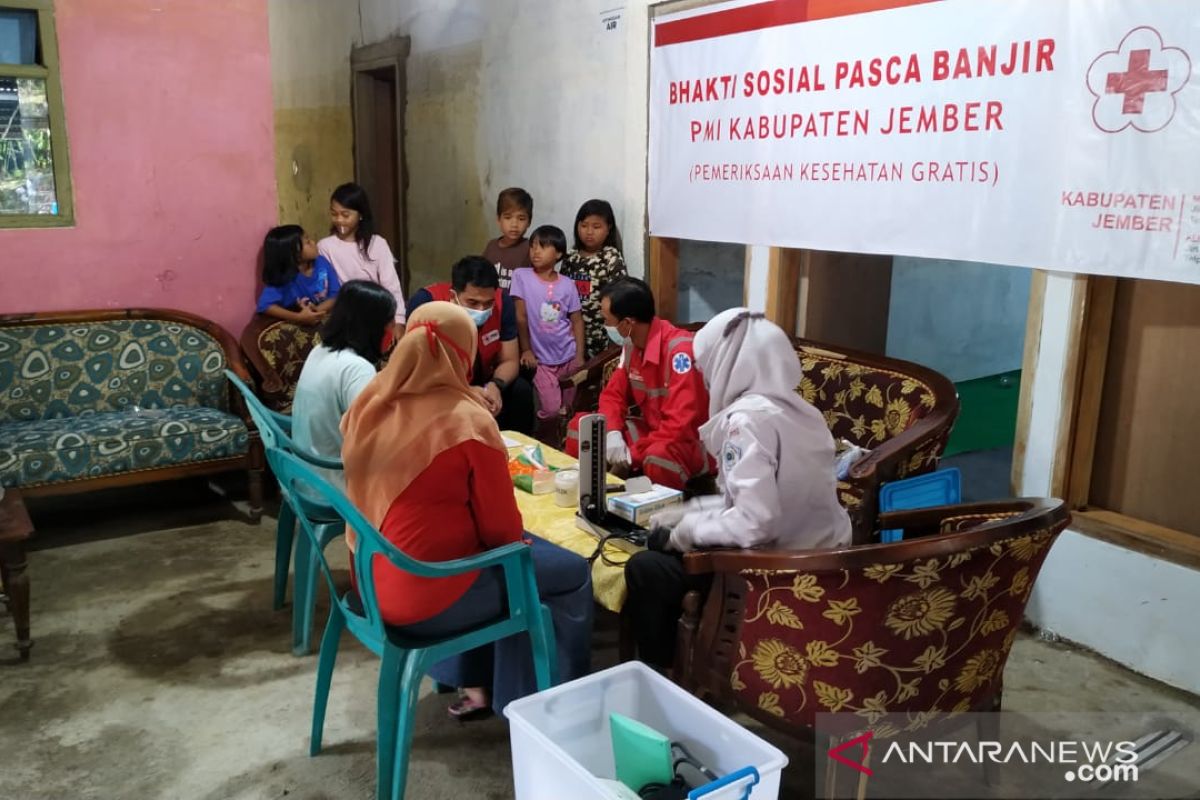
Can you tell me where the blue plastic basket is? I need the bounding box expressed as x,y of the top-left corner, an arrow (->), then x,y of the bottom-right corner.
878,468 -> 962,543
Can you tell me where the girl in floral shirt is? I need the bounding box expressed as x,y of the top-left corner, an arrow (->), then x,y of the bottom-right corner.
560,199 -> 627,358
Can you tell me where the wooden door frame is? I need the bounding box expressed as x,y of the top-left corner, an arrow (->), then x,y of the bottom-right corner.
647,236 -> 802,330
1022,271 -> 1200,571
350,37 -> 410,294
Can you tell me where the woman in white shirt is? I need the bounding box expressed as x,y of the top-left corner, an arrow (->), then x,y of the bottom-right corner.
624,307 -> 852,669
292,280 -> 397,488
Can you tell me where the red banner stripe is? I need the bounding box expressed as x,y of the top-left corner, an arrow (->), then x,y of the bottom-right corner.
654,0 -> 809,47
808,0 -> 936,22
654,0 -> 935,48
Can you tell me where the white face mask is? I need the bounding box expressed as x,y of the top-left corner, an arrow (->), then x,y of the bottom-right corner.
606,323 -> 630,346
453,291 -> 494,327
464,306 -> 493,327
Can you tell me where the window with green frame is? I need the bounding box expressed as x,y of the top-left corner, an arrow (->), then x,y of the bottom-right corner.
0,0 -> 71,227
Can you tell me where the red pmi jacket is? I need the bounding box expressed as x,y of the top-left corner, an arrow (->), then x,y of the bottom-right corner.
598,317 -> 709,463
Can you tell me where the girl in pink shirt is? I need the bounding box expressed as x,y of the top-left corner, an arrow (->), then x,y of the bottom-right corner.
317,183 -> 407,328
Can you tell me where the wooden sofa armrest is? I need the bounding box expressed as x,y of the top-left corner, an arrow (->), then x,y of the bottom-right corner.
878,498 -> 1069,535
876,504 -> 979,531
848,401 -> 959,483
674,587 -> 708,691
681,498 -> 1067,573
559,344 -> 621,389
558,345 -> 622,425
239,314 -> 285,395
683,546 -> 854,575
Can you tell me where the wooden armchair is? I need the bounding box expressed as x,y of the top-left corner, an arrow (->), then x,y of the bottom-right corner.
794,340 -> 959,543
559,332 -> 959,543
558,343 -> 622,425
239,315 -> 321,413
674,499 -> 1070,754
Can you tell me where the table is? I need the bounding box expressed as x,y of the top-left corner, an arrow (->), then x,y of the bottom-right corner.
0,488 -> 34,661
504,431 -> 640,614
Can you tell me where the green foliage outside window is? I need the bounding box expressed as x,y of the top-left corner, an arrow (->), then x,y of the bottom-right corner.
0,2 -> 72,227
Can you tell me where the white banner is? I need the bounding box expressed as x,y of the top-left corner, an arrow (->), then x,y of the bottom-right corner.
649,0 -> 1200,283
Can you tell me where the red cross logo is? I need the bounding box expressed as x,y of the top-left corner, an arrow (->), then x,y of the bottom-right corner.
1087,27 -> 1191,134
1105,49 -> 1169,115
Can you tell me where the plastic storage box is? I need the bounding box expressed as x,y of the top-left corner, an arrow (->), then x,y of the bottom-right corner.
878,468 -> 962,543
504,661 -> 788,800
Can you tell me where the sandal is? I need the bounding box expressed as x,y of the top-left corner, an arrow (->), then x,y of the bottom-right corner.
447,693 -> 493,721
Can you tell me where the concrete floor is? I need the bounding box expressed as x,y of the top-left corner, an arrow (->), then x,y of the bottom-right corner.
2,479 -> 1198,799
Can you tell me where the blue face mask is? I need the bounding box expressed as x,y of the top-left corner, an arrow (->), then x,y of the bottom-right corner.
464,306 -> 493,327
606,323 -> 630,346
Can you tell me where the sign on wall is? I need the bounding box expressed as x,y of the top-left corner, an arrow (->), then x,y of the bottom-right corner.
648,0 -> 1200,284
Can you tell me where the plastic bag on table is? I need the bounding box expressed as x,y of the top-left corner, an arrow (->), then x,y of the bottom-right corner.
509,445 -> 558,494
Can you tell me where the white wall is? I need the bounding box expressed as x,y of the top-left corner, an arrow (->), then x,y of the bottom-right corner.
1017,273 -> 1200,696
678,240 -> 745,322
887,257 -> 1032,382
1026,533 -> 1200,695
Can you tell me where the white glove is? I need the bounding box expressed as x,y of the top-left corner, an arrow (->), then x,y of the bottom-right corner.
647,503 -> 688,531
605,430 -> 631,469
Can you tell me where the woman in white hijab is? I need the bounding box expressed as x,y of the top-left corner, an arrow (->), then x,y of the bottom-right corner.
624,308 -> 851,669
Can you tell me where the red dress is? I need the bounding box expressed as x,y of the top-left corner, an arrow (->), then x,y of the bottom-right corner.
374,440 -> 523,626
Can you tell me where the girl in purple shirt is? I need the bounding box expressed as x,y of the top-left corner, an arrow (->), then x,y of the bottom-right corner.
511,225 -> 585,421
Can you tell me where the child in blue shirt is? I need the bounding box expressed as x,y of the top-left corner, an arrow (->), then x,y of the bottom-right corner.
256,225 -> 341,325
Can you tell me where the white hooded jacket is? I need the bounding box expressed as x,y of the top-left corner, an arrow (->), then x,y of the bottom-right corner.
666,308 -> 852,552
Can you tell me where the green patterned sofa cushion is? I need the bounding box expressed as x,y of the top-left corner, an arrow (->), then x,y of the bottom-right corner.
0,320 -> 231,422
0,407 -> 249,488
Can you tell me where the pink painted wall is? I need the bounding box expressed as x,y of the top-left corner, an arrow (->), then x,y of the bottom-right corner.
0,0 -> 276,338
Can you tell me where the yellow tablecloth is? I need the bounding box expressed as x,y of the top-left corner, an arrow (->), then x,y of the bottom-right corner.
504,431 -> 637,613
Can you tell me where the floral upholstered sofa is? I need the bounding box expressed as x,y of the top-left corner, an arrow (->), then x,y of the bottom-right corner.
238,315 -> 321,413
0,309 -> 263,519
675,499 -> 1071,758
563,334 -> 959,544
794,341 -> 959,543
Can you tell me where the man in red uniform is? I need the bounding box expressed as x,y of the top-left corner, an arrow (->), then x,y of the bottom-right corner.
565,277 -> 710,490
408,255 -> 535,433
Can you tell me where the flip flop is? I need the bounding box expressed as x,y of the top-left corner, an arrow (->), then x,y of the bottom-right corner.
447,694 -> 493,721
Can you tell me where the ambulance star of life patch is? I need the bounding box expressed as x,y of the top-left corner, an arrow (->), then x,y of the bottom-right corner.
672,352 -> 692,374
723,440 -> 742,469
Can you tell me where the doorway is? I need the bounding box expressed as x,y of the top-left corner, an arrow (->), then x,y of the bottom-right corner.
351,38 -> 410,295
885,258 -> 1032,501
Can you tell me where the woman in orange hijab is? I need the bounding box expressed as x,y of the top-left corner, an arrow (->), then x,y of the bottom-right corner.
341,300 -> 593,718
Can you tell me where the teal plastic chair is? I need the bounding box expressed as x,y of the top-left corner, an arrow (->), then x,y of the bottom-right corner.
264,447 -> 558,800
225,369 -> 341,654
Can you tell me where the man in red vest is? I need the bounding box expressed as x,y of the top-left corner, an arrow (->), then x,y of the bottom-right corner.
565,277 -> 710,490
407,255 -> 534,433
